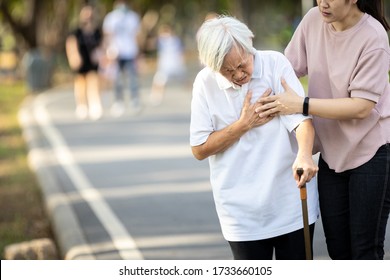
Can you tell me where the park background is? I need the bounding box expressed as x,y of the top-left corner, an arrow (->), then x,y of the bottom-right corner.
0,0 -> 389,259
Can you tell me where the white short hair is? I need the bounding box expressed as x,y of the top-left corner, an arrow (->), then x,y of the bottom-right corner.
196,15 -> 255,72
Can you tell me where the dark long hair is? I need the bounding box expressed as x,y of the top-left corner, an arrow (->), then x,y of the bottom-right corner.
356,0 -> 390,31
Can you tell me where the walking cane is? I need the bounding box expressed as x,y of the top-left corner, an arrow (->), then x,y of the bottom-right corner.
297,168 -> 312,260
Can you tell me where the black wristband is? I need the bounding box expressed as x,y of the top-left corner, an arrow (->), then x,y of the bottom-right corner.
303,97 -> 310,116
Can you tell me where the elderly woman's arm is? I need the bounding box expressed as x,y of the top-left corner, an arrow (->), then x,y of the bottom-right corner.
192,119 -> 250,160
192,90 -> 273,160
292,119 -> 318,187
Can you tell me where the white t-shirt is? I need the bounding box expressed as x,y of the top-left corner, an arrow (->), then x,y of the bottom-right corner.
103,7 -> 140,59
190,50 -> 319,241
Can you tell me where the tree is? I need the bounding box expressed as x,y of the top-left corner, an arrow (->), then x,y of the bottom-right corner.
0,0 -> 80,90
0,0 -> 41,49
0,0 -> 73,51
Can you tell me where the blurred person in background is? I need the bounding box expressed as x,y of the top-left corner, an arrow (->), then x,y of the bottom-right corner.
149,24 -> 186,106
102,0 -> 142,117
65,5 -> 103,120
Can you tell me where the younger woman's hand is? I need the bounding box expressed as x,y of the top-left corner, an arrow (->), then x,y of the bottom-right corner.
256,78 -> 304,117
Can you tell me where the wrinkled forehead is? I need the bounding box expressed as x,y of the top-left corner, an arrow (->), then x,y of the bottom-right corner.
223,45 -> 250,67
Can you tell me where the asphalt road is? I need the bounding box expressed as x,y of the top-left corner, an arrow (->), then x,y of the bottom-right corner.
18,75 -> 389,260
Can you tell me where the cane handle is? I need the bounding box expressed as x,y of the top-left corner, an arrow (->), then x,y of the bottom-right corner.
297,168 -> 307,200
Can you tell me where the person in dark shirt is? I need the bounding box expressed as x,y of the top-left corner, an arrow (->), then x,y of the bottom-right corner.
66,5 -> 103,120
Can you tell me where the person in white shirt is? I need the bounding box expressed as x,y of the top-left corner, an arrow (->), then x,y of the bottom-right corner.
102,0 -> 141,116
150,24 -> 186,105
190,15 -> 319,260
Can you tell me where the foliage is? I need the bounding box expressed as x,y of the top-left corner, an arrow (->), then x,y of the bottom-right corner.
1,0 -> 389,54
0,0 -> 307,53
0,82 -> 53,258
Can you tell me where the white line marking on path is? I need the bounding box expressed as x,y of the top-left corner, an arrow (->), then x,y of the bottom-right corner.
33,93 -> 143,260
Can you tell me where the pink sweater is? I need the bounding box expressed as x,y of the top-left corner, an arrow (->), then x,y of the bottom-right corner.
285,7 -> 390,172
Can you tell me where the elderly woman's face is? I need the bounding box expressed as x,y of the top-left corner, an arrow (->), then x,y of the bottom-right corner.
220,46 -> 253,86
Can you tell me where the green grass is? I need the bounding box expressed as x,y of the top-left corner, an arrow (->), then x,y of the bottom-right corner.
0,81 -> 53,259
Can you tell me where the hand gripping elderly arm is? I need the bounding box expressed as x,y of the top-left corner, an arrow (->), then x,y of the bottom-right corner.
256,79 -> 375,120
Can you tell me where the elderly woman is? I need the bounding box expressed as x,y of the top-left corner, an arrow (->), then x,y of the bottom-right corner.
190,15 -> 319,260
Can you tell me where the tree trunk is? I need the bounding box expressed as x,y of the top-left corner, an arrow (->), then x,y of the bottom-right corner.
0,0 -> 41,49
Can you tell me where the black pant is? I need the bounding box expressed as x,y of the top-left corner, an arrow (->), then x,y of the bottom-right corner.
318,144 -> 390,259
228,225 -> 315,260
